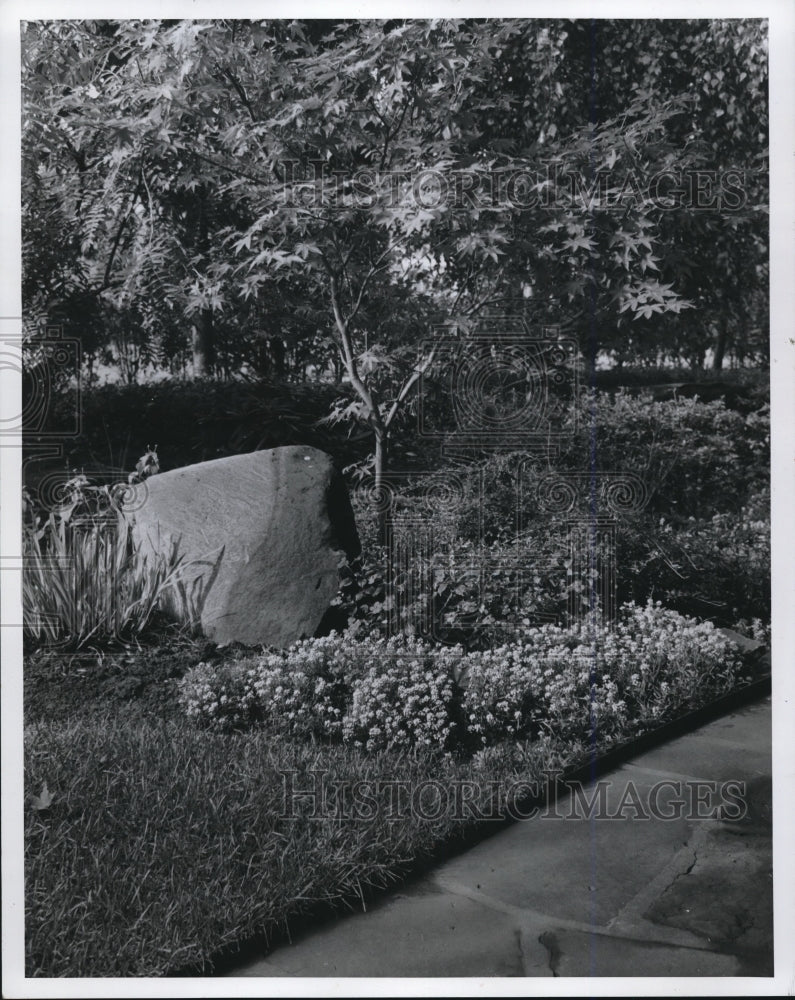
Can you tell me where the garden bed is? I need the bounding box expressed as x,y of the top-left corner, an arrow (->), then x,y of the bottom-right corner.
21,385 -> 771,977
24,609 -> 770,978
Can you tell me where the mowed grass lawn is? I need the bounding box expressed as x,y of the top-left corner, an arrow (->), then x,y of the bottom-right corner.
23,613 -> 766,978
23,637 -> 558,978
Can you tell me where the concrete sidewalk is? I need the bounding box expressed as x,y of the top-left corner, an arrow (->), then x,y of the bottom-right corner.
228,696 -> 773,978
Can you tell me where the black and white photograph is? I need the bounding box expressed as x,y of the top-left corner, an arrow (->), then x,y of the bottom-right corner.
2,2 -> 794,996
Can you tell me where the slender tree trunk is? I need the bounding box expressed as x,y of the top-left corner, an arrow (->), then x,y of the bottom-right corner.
373,423 -> 389,544
193,185 -> 215,377
373,424 -> 388,489
712,314 -> 729,371
269,337 -> 285,378
326,270 -> 435,542
736,303 -> 749,368
192,310 -> 216,376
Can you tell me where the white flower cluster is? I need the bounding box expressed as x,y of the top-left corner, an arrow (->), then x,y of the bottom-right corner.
178,660 -> 251,730
178,602 -> 749,748
463,644 -> 543,745
462,601 -> 745,744
342,653 -> 458,752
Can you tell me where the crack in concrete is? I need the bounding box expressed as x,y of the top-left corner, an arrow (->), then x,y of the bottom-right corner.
648,848 -> 698,915
538,930 -> 561,977
514,927 -> 526,976
608,826 -> 711,934
434,872 -> 718,951
676,848 -> 698,881
620,762 -> 716,784
734,908 -> 755,937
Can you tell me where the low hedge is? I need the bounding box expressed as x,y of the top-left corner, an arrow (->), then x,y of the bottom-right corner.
23,377 -> 365,502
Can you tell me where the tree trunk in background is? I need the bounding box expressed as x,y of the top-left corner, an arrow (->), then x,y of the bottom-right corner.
269,337 -> 286,378
712,314 -> 730,370
192,184 -> 215,376
192,309 -> 216,376
736,313 -> 748,366
689,345 -> 706,371
374,426 -> 388,491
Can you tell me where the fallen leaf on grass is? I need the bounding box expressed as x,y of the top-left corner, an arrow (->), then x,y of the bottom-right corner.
31,782 -> 55,811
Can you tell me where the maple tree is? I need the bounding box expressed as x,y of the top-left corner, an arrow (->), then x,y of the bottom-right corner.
22,18 -> 768,476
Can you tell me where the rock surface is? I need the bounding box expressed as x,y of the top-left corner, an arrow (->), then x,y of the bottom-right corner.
125,446 -> 359,647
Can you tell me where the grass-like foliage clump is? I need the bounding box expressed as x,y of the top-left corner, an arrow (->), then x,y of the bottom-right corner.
22,476 -> 192,649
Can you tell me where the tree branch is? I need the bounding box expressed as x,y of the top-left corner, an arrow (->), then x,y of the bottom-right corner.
329,271 -> 382,431
384,345 -> 437,428
222,67 -> 257,122
99,169 -> 144,291
186,146 -> 273,186
347,262 -> 387,327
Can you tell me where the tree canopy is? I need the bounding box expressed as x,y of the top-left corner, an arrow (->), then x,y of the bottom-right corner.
22,18 -> 769,473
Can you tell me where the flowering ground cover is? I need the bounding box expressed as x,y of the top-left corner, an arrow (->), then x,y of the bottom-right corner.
23,602 -> 768,977
178,602 -> 755,751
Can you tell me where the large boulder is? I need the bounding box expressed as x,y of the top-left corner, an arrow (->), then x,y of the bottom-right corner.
124,446 -> 360,647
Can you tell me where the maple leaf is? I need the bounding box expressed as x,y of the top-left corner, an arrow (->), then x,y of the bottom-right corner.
562,235 -> 597,253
